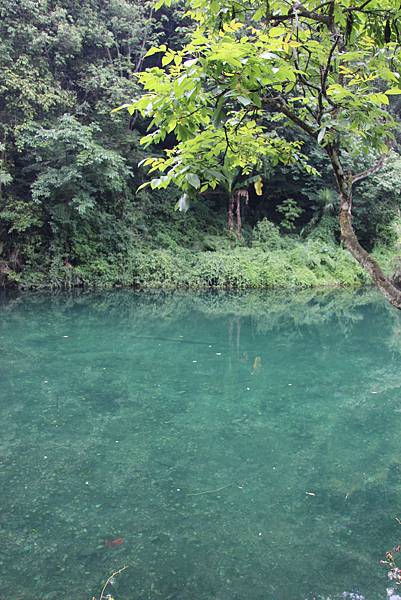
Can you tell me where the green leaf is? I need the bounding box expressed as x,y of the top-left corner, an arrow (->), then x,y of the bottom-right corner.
186,173 -> 201,189
369,93 -> 389,105
339,51 -> 365,62
136,181 -> 151,192
183,58 -> 198,67
237,96 -> 252,106
260,51 -> 277,59
213,94 -> 227,126
144,45 -> 167,58
155,0 -> 168,9
254,177 -> 263,196
175,193 -> 190,212
167,119 -> 177,133
385,88 -> 401,95
111,103 -> 133,114
162,52 -> 175,67
150,178 -> 162,189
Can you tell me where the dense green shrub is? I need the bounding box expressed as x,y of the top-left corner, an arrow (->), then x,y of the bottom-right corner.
10,237 -> 379,291
251,218 -> 282,250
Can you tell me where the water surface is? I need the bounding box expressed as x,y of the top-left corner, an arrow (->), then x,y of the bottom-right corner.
1,289 -> 401,600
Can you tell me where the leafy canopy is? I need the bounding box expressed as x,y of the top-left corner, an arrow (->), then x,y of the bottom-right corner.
20,115 -> 132,216
120,0 -> 401,205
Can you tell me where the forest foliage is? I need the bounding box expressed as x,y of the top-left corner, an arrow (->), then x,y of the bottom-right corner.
1,0 -> 401,290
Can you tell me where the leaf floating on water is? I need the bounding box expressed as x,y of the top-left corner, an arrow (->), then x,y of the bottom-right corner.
104,537 -> 125,548
187,482 -> 234,496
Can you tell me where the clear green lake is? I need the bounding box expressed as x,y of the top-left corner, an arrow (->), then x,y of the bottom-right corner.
1,289 -> 401,600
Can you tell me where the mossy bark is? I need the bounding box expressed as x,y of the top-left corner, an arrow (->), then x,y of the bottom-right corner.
327,145 -> 401,309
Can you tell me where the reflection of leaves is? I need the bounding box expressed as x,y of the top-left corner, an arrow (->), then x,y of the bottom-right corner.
0,286 -> 385,334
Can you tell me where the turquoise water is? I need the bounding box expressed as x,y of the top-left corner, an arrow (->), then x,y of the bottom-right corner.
1,289 -> 401,600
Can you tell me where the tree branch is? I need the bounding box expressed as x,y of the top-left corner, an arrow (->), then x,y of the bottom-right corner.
321,35 -> 340,94
317,34 -> 340,119
352,154 -> 387,185
347,0 -> 374,12
262,95 -> 318,138
135,7 -> 154,72
271,3 -> 329,25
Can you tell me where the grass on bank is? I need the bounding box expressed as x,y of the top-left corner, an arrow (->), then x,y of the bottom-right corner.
5,237 -> 399,291
3,210 -> 400,291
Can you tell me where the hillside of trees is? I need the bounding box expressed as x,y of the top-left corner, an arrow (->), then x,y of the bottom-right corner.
1,0 -> 401,291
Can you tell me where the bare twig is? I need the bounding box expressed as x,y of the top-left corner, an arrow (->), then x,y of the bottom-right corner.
135,7 -> 155,72
99,565 -> 128,600
187,482 -> 235,496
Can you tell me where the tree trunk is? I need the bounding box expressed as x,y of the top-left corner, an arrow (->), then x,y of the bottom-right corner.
227,189 -> 248,237
228,194 -> 234,231
236,191 -> 242,237
327,145 -> 401,309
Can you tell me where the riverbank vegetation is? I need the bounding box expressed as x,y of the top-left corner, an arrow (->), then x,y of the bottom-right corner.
1,0 -> 401,293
